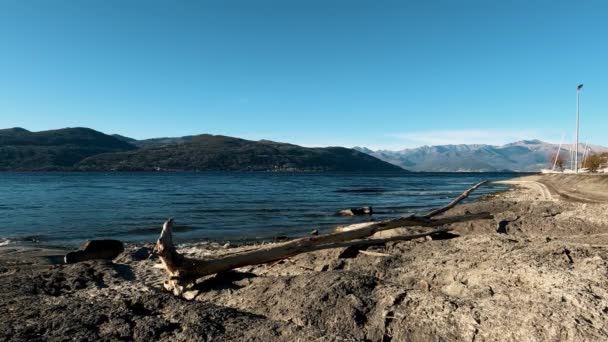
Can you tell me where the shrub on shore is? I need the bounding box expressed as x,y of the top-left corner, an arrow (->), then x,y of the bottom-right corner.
583,152 -> 608,172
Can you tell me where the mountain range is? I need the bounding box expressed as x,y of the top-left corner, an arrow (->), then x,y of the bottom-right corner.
4,127 -> 606,172
355,140 -> 608,172
0,127 -> 404,172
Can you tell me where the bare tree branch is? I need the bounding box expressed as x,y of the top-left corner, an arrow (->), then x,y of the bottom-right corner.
422,180 -> 488,218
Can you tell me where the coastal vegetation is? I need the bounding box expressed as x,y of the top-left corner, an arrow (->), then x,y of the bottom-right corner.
0,127 -> 136,171
583,152 -> 608,172
78,134 -> 406,172
0,127 -> 405,172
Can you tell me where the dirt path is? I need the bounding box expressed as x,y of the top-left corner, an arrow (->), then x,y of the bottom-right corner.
494,178 -> 554,201
496,174 -> 608,204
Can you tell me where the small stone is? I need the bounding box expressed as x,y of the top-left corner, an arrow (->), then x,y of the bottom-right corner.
418,279 -> 431,291
311,229 -> 319,236
182,290 -> 200,300
338,206 -> 373,216
223,242 -> 232,249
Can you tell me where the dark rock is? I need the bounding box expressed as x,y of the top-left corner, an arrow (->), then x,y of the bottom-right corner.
429,231 -> 460,240
339,246 -> 364,259
131,246 -> 151,260
338,206 -> 373,216
65,239 -> 125,264
496,220 -> 509,234
315,264 -> 330,272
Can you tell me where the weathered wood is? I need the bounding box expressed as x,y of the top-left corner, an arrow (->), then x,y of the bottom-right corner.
156,220 -> 455,294
422,180 -> 488,218
358,250 -> 392,257
155,181 -> 492,294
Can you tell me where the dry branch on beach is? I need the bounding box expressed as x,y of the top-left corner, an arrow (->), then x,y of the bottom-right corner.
154,181 -> 491,295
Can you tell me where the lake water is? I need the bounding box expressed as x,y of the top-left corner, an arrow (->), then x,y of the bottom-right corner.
0,172 -> 517,247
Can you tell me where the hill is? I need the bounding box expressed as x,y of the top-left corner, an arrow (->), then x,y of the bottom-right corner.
77,134 -> 406,172
129,135 -> 197,148
355,140 -> 608,172
0,127 -> 137,171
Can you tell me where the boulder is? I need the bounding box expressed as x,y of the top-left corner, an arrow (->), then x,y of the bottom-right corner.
338,206 -> 373,216
64,239 -> 125,264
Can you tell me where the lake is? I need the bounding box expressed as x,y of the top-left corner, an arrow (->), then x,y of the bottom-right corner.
0,172 -> 517,247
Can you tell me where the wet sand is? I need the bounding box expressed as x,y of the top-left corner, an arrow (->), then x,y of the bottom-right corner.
3,174 -> 608,341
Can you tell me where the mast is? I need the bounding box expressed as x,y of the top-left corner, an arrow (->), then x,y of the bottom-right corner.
552,134 -> 564,171
575,84 -> 583,173
582,142 -> 590,169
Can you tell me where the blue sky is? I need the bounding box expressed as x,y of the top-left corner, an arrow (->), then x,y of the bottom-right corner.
1,0 -> 607,149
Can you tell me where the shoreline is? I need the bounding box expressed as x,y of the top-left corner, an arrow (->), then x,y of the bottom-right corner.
3,174 -> 608,340
0,182 -> 509,263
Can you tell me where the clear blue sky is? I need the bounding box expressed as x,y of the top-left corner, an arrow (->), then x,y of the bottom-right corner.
1,0 -> 607,149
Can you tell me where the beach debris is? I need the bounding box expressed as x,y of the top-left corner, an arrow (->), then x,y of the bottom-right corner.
64,239 -> 124,264
338,206 -> 373,216
358,250 -> 391,257
423,181 -> 488,218
154,181 -> 492,296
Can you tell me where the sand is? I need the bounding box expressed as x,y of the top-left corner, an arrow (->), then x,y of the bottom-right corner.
3,174 -> 608,341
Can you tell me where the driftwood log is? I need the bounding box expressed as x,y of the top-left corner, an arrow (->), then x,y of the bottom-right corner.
155,181 -> 491,295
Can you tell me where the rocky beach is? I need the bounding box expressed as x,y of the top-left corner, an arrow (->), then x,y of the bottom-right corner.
3,174 -> 608,341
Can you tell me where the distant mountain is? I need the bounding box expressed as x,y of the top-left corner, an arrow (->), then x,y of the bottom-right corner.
111,134 -> 196,148
130,135 -> 197,148
0,127 -> 137,171
0,127 -> 406,172
78,134 -> 406,172
355,140 -> 608,172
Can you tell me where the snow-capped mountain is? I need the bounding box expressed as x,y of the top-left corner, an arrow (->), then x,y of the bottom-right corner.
354,140 -> 608,172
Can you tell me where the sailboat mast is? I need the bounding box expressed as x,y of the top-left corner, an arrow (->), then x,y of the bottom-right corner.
582,142 -> 590,168
552,135 -> 564,171
575,84 -> 583,173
